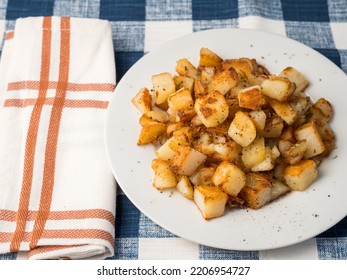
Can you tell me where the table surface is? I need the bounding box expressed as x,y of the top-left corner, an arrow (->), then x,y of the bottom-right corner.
0,0 -> 346,260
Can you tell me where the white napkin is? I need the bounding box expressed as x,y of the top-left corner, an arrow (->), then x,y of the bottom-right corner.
0,16 -> 116,259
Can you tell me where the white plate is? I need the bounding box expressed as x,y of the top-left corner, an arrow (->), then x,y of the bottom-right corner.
105,28 -> 347,251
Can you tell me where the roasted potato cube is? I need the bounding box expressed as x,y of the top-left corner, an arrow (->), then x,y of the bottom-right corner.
194,185 -> 228,219
208,141 -> 240,162
152,72 -> 176,105
279,139 -> 307,165
310,98 -> 333,121
212,161 -> 246,196
207,68 -> 239,95
176,176 -> 194,200
174,75 -> 195,92
295,121 -> 325,158
268,99 -> 297,125
251,146 -> 280,172
190,167 -> 215,186
258,115 -> 284,138
238,173 -> 272,209
271,179 -> 290,201
151,159 -> 177,190
199,47 -> 223,68
195,91 -> 229,128
241,137 -> 266,169
261,76 -> 296,101
131,87 -> 152,113
156,137 -> 181,161
249,110 -> 267,131
175,58 -> 199,79
228,111 -> 257,147
237,85 -> 266,110
137,122 -> 166,145
283,159 -> 318,191
139,110 -> 167,126
201,67 -> 216,86
168,88 -> 194,111
222,57 -> 255,76
171,146 -> 207,176
279,67 -> 309,94
194,79 -> 207,99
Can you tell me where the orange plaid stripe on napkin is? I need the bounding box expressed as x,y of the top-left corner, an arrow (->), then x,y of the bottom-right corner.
0,16 -> 116,259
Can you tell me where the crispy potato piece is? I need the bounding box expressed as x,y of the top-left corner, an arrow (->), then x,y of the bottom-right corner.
131,87 -> 152,113
228,111 -> 257,147
279,67 -> 309,94
199,47 -> 223,68
194,185 -> 228,219
207,68 -> 239,95
195,91 -> 229,128
261,75 -> 296,101
176,58 -> 199,79
222,57 -> 255,76
249,110 -> 267,131
139,110 -> 167,126
268,99 -> 297,125
176,176 -> 194,200
168,88 -> 194,111
151,159 -> 177,190
295,121 -> 325,158
258,115 -> 284,138
251,146 -> 280,172
237,85 -> 266,110
212,161 -> 246,196
137,122 -> 166,145
152,72 -> 176,105
171,146 -> 207,176
270,179 -> 290,201
174,75 -> 195,92
241,137 -> 266,169
238,173 -> 272,209
283,159 -> 318,191
190,166 -> 215,186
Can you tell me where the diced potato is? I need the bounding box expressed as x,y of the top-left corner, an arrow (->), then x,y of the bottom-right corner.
201,67 -> 216,86
176,176 -> 194,200
212,161 -> 246,196
194,79 -> 207,99
194,185 -> 228,219
151,159 -> 177,190
172,127 -> 193,145
139,110 -> 167,126
152,72 -> 176,105
207,69 -> 239,95
270,179 -> 290,201
241,137 -> 266,169
137,122 -> 166,145
237,85 -> 266,110
288,92 -> 311,116
222,58 -> 255,76
156,137 -> 181,161
268,99 -> 297,125
199,47 -> 223,68
208,141 -> 240,162
168,88 -> 194,111
131,87 -> 152,113
171,146 -> 207,176
310,98 -> 333,121
195,91 -> 229,128
258,115 -> 284,138
251,146 -> 280,172
283,159 -> 318,191
174,75 -> 195,92
249,110 -> 267,131
190,167 -> 215,186
176,58 -> 199,79
228,111 -> 257,147
295,121 -> 325,158
166,121 -> 185,136
261,76 -> 296,101
279,67 -> 309,94
238,173 -> 272,209
278,139 -> 307,165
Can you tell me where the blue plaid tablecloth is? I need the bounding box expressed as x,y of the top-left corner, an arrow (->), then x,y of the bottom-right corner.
0,0 -> 346,260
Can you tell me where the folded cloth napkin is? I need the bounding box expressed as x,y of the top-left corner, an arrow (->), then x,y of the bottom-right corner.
0,16 -> 116,259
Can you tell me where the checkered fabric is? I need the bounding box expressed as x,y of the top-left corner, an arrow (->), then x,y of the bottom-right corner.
0,0 -> 346,260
